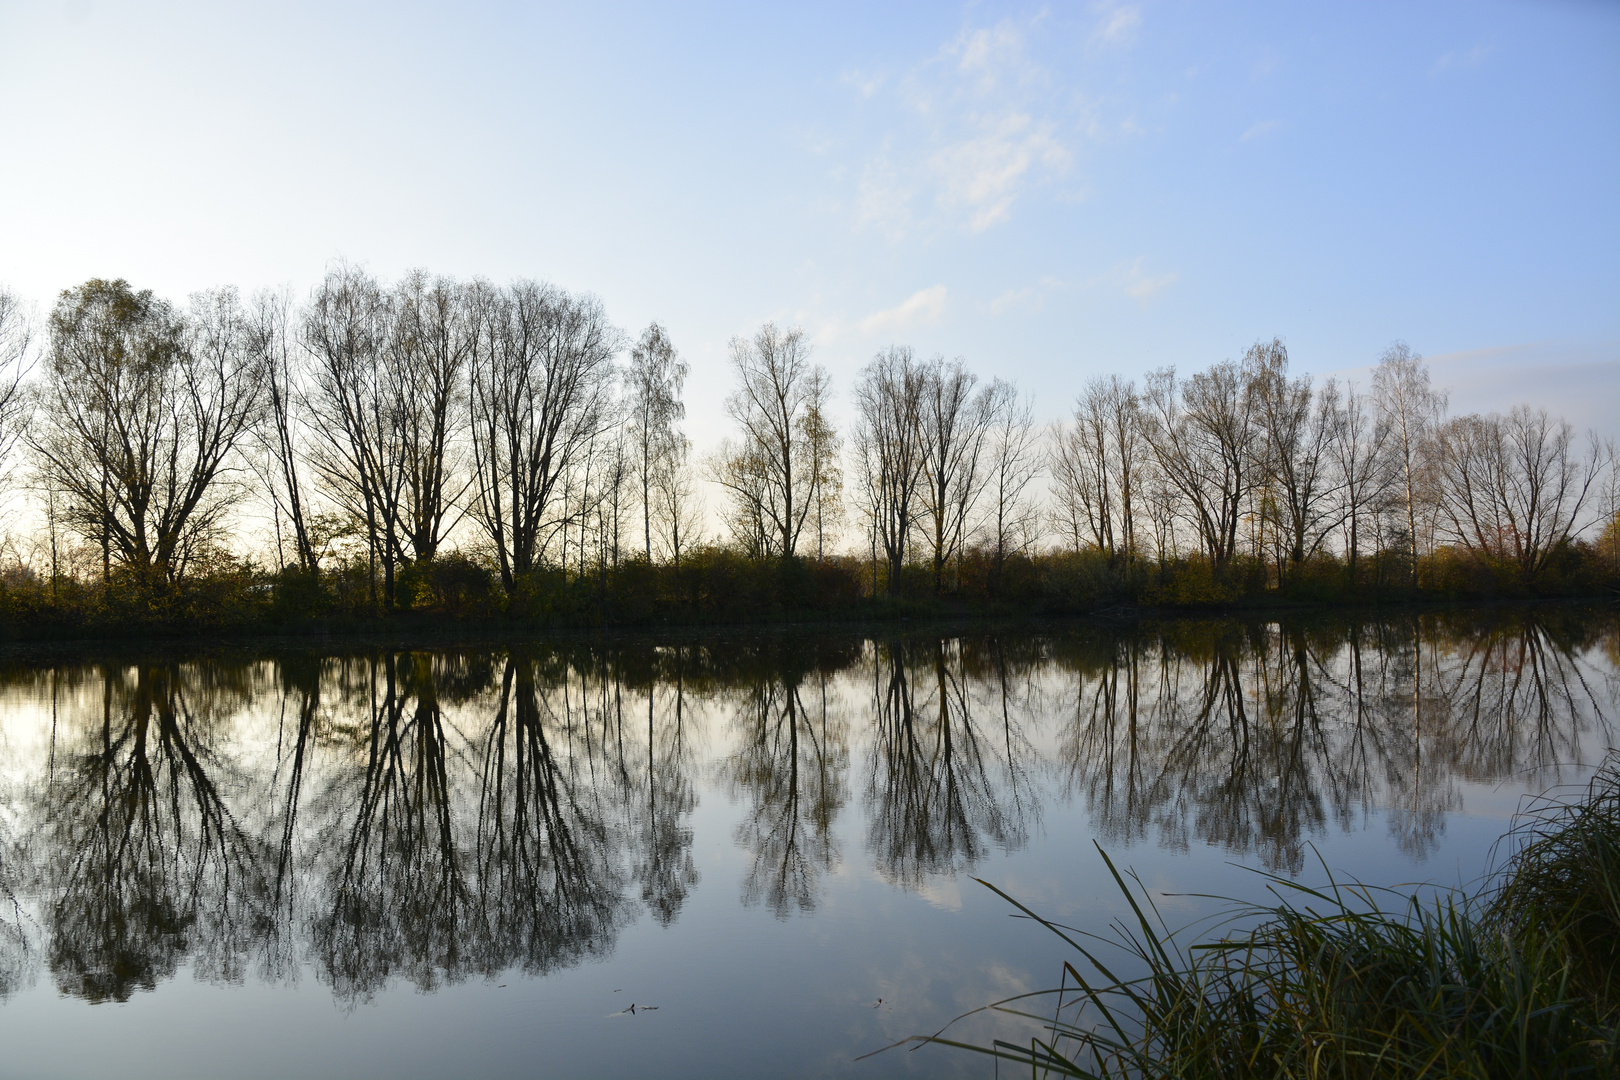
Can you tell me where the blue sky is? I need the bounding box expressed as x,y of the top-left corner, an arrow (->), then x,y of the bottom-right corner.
1,1 -> 1616,443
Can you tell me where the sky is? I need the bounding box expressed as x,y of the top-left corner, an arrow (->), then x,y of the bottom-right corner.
1,0 -> 1617,451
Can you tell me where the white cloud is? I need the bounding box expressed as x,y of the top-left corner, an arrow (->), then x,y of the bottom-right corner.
1090,3 -> 1141,48
856,152 -> 913,238
840,68 -> 885,98
859,285 -> 947,335
1241,119 -> 1282,143
948,19 -> 1046,92
1128,271 -> 1177,301
1431,43 -> 1492,77
930,112 -> 1069,231
990,276 -> 1064,315
840,14 -> 1078,236
990,287 -> 1033,315
1093,257 -> 1176,303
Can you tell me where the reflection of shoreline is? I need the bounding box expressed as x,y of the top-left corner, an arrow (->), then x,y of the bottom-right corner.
0,608 -> 1611,1003
1054,612 -> 1615,870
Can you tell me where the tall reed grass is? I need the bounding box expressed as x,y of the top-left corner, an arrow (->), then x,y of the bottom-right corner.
874,759 -> 1620,1078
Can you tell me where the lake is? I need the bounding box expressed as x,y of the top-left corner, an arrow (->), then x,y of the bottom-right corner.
0,607 -> 1615,1078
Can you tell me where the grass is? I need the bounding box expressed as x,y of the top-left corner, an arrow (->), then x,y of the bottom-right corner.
872,758 -> 1620,1078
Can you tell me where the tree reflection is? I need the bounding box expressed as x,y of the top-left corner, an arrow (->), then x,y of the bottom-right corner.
1057,612 -> 1615,871
865,640 -> 1032,890
467,654 -> 629,977
628,654 -> 700,926
0,709 -> 32,999
36,663 -> 262,1002
1,612 -> 1611,1008
309,653 -> 468,1001
723,651 -> 848,917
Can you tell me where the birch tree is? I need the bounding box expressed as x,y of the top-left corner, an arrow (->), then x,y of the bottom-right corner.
626,323 -> 688,561
713,323 -> 826,561
1372,342 -> 1445,583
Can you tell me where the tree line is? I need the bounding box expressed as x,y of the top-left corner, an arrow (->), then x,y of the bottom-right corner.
0,268 -> 1614,626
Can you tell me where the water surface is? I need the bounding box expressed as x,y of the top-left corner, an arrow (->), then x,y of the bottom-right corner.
0,607 -> 1615,1078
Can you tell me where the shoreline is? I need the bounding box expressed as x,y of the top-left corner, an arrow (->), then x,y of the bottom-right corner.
0,593 -> 1608,661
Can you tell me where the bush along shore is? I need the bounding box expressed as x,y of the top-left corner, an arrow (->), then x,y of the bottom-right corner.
879,758 -> 1620,1079
0,542 -> 1616,642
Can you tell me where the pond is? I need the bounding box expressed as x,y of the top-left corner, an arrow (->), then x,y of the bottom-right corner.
0,607 -> 1615,1078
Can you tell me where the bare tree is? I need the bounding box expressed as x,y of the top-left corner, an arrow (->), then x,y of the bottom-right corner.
1141,357 -> 1259,567
1251,341 -> 1340,579
389,269 -> 473,563
1049,374 -> 1142,563
1049,405 -> 1110,555
31,280 -> 263,582
0,287 -> 36,492
1372,342 -> 1446,583
1597,439 -> 1620,576
626,323 -> 688,562
245,288 -> 319,574
801,374 -> 843,560
917,357 -> 995,593
652,444 -> 703,567
1432,406 -> 1607,579
852,346 -> 927,592
301,264 -> 400,607
710,437 -> 774,559
466,280 -> 620,594
982,380 -> 1042,583
713,323 -> 827,561
1329,379 -> 1393,580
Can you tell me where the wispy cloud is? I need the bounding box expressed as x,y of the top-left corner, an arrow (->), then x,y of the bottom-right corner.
1089,257 -> 1176,303
953,21 -> 1037,92
840,69 -> 886,98
856,151 -> 913,238
860,285 -> 947,335
930,112 -> 1069,231
844,14 -> 1081,237
1127,269 -> 1177,301
1241,119 -> 1282,143
1431,43 -> 1492,77
1090,3 -> 1141,49
990,276 -> 1064,315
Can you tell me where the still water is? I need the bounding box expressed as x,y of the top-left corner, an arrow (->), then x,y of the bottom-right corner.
0,608 -> 1615,1079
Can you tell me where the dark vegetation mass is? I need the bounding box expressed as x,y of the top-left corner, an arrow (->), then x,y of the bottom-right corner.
0,271 -> 1614,639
